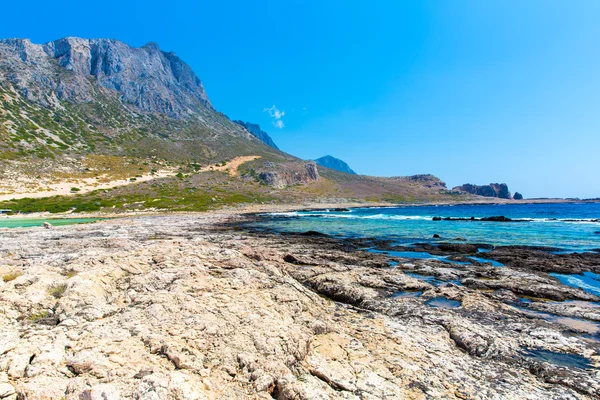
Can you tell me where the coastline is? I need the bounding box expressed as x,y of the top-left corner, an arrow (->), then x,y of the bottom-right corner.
0,212 -> 599,398
2,195 -> 598,223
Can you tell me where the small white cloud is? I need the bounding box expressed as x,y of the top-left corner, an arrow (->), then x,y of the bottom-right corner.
264,105 -> 285,128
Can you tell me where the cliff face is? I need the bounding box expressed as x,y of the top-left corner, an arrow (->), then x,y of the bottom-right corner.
453,183 -> 513,199
258,161 -> 319,189
233,121 -> 279,149
0,38 -> 211,118
314,155 -> 356,175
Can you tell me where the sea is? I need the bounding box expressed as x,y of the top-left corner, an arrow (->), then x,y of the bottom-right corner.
253,202 -> 600,296
0,218 -> 100,229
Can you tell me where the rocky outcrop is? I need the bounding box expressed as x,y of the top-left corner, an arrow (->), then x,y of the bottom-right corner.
258,161 -> 319,188
313,155 -> 356,175
233,121 -> 279,149
0,37 -> 211,118
514,192 -> 524,200
0,214 -> 599,399
405,174 -> 447,189
453,183 -> 514,199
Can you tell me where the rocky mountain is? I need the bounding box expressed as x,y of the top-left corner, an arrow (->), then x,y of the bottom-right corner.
453,183 -> 514,199
314,155 -> 356,174
233,121 -> 279,149
0,37 -> 466,209
0,37 -> 211,118
0,37 -> 292,170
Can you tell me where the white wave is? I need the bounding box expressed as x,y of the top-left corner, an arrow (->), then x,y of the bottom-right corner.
297,213 -> 435,221
263,212 -> 300,217
264,212 -> 599,225
530,218 -> 600,225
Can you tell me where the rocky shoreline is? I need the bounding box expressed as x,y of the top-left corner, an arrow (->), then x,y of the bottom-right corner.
0,213 -> 599,399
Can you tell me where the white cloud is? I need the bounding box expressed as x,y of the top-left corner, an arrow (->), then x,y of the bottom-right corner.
264,105 -> 285,128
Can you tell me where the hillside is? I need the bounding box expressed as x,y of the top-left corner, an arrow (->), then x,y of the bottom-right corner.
0,37 -> 469,212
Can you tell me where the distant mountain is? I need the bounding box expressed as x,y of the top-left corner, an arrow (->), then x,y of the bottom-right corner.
314,155 -> 356,174
233,121 -> 278,149
453,183 -> 518,199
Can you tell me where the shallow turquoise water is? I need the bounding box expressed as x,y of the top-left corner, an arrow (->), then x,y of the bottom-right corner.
0,218 -> 100,228
255,203 -> 600,295
259,203 -> 600,251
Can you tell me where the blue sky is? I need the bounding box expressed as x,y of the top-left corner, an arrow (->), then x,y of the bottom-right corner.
2,1 -> 599,198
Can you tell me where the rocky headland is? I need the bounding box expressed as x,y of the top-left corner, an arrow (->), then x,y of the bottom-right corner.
0,212 -> 599,399
453,183 -> 519,200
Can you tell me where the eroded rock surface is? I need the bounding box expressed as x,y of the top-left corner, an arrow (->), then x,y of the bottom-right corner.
0,214 -> 598,399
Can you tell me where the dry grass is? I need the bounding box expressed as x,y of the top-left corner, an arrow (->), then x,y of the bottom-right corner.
3,271 -> 22,282
61,269 -> 78,279
47,283 -> 68,299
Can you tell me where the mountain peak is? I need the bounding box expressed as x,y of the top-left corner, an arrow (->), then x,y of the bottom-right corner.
0,37 -> 211,118
142,41 -> 161,50
314,155 -> 357,174
233,121 -> 279,149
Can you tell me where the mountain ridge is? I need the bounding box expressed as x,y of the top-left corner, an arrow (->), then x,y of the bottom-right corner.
0,37 -> 212,118
233,121 -> 279,149
314,155 -> 356,174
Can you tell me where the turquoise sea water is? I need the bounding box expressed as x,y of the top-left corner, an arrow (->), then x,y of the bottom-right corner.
258,203 -> 600,251
0,218 -> 100,229
255,203 -> 600,296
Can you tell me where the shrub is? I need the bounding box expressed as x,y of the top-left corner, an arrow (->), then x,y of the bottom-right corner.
61,269 -> 78,278
48,283 -> 68,299
27,310 -> 50,322
3,271 -> 22,282
71,187 -> 80,192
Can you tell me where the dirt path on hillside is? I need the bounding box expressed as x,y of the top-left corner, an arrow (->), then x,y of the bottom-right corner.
0,156 -> 261,202
199,155 -> 261,176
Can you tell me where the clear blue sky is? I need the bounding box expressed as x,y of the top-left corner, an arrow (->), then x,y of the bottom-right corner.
2,1 -> 599,198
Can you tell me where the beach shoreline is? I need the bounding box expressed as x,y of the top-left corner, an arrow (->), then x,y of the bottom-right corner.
2,195 -> 598,223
